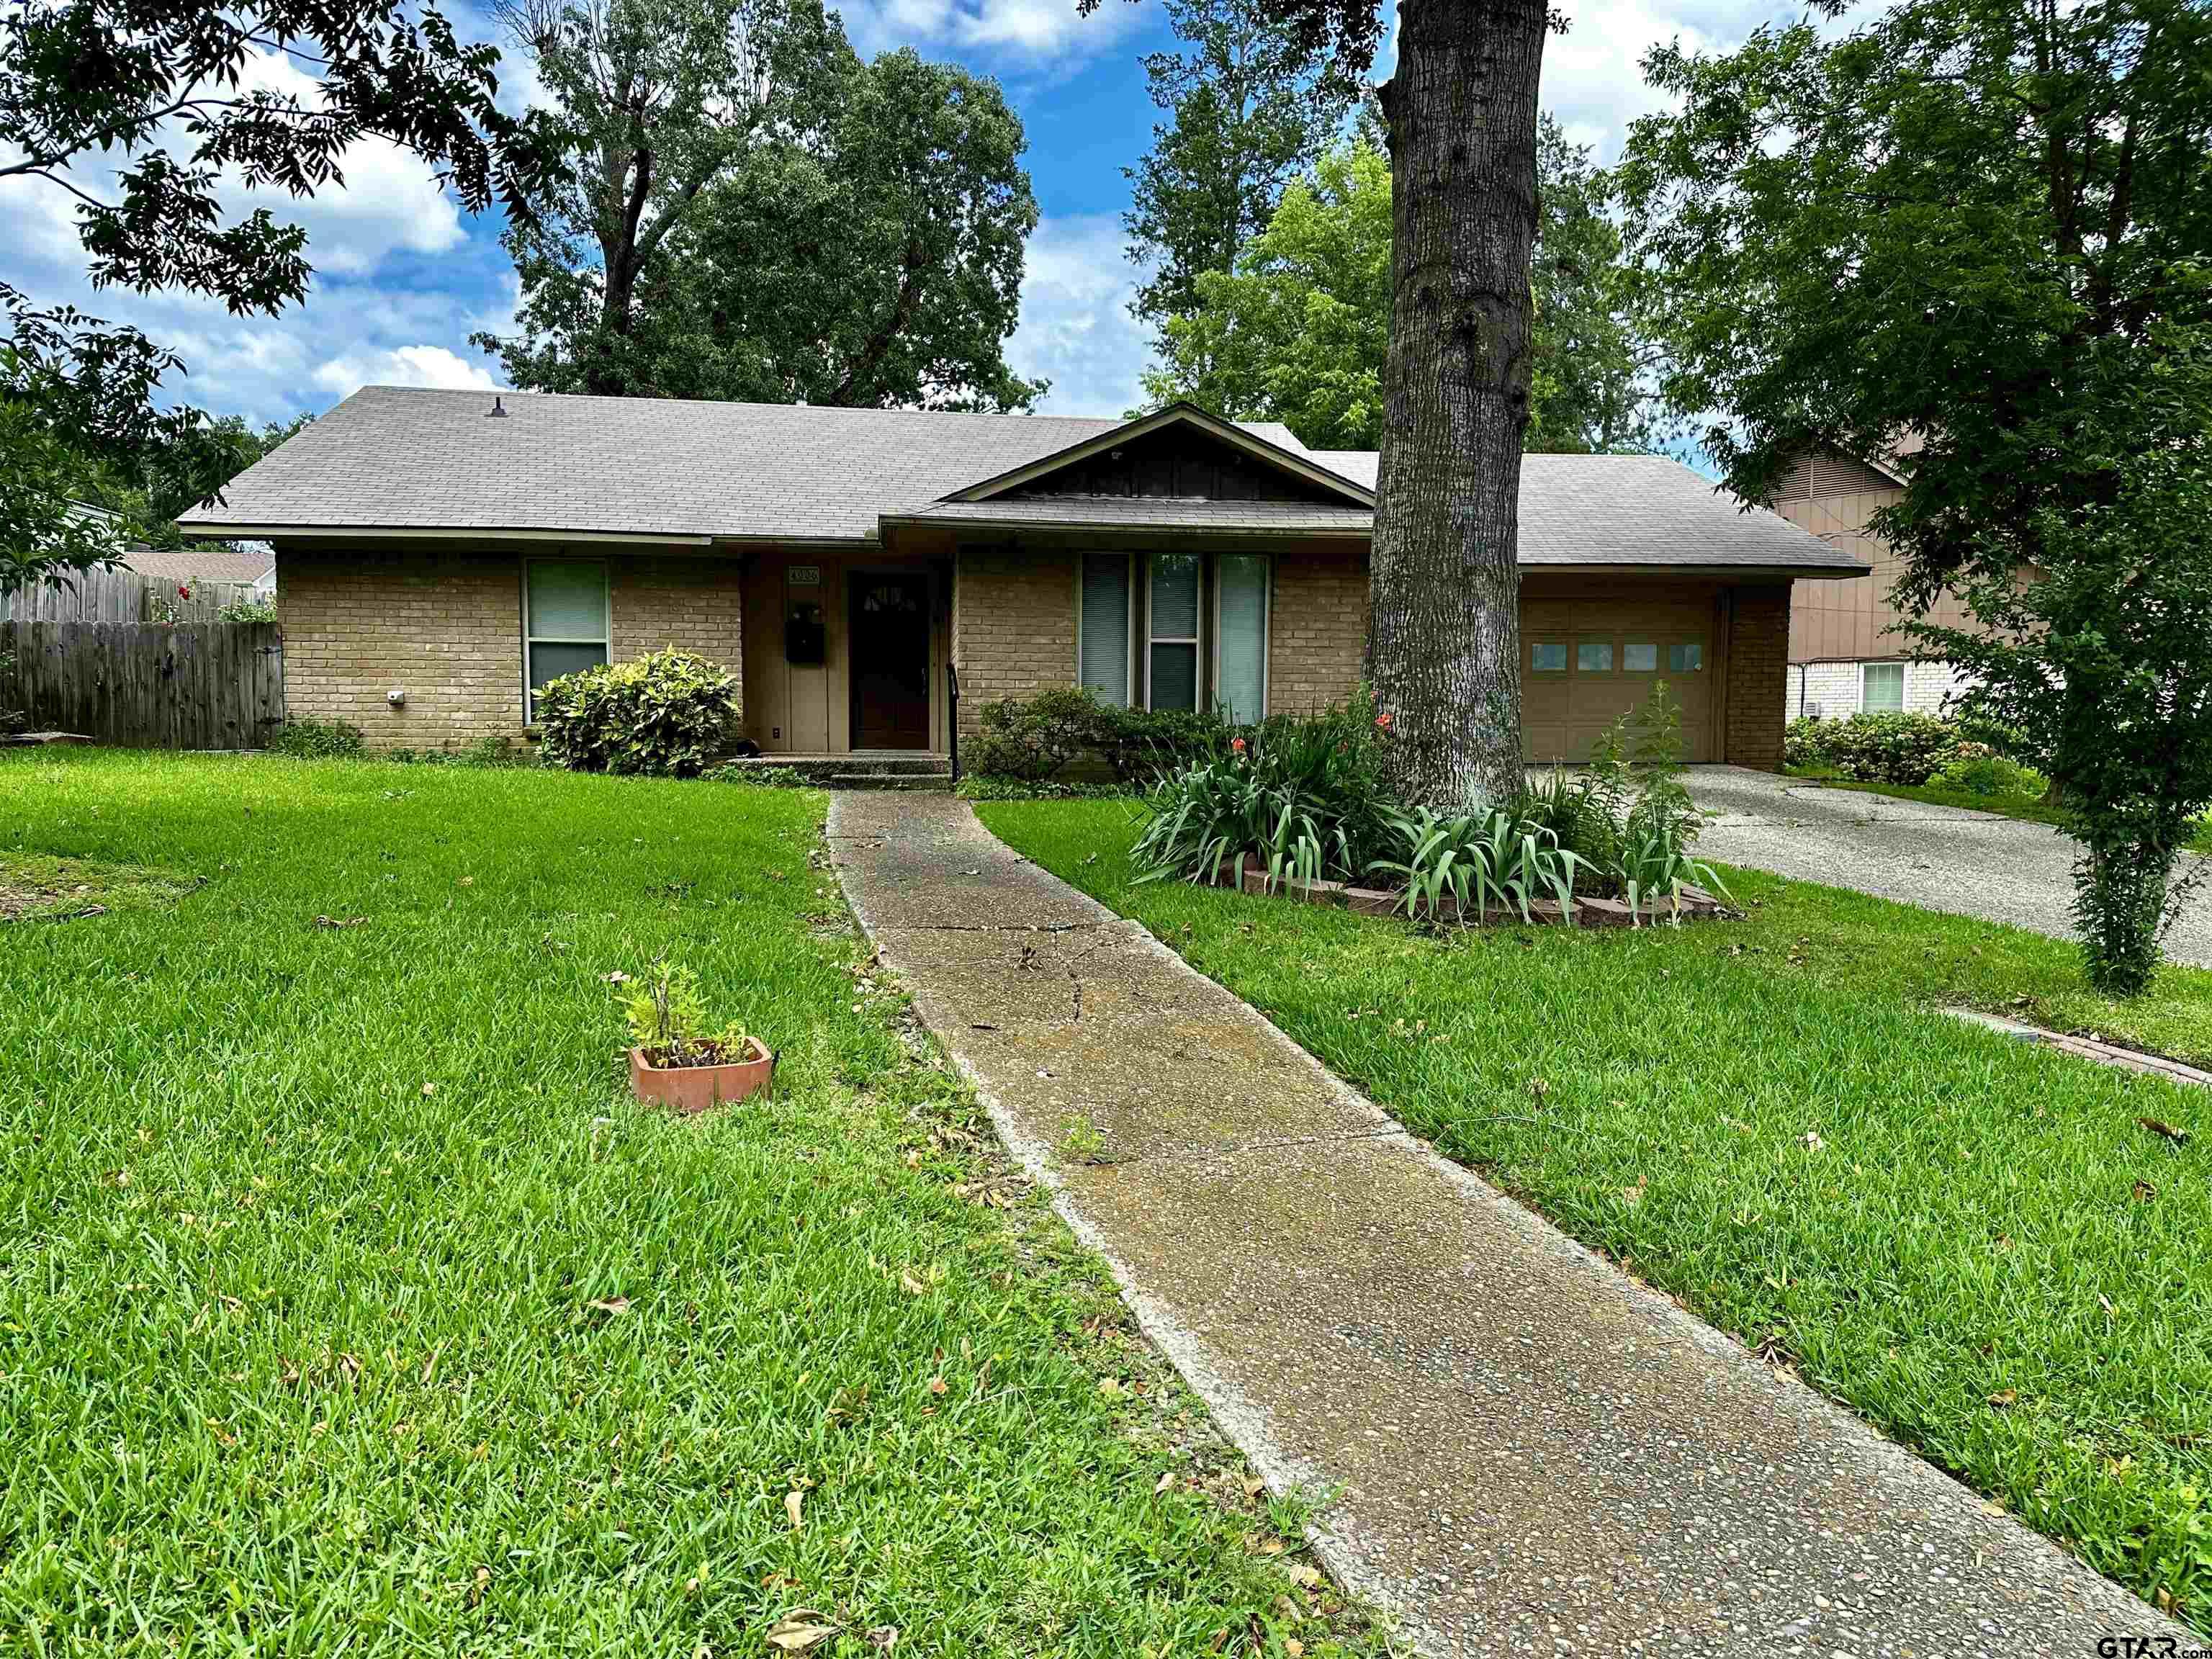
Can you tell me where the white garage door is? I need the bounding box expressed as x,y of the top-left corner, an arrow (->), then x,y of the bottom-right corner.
1521,593 -> 1716,763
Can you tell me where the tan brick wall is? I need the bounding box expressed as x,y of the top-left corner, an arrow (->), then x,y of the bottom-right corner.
1268,548 -> 1367,716
612,557 -> 745,667
276,544 -> 743,751
1724,584 -> 1790,769
278,545 -> 524,747
953,548 -> 1077,745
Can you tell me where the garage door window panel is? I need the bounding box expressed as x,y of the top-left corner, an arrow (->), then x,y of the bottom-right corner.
1576,640 -> 1615,674
1624,642 -> 1658,674
1531,642 -> 1568,673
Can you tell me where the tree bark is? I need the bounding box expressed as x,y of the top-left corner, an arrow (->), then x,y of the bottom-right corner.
1369,0 -> 1550,808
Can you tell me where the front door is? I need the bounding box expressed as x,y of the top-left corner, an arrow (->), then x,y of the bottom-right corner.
849,574 -> 932,750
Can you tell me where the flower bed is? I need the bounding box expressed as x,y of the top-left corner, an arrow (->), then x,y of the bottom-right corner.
1198,858 -> 1727,927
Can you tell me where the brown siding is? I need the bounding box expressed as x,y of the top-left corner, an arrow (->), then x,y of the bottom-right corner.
1267,547 -> 1367,716
953,548 -> 1079,745
1723,584 -> 1790,769
276,541 -> 744,751
1780,486 -> 1977,665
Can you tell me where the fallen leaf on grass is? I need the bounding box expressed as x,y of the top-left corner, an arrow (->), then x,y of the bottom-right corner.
927,1375 -> 947,1396
1155,1469 -> 1177,1494
785,1488 -> 805,1530
1988,1388 -> 2018,1408
313,914 -> 368,929
866,1627 -> 899,1652
1097,1376 -> 1125,1399
2137,1117 -> 2190,1146
2133,1179 -> 2158,1202
898,1269 -> 929,1296
764,1611 -> 837,1652
1285,1563 -> 1323,1589
588,1297 -> 630,1317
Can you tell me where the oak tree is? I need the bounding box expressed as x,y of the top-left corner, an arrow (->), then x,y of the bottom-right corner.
1089,0 -> 1563,806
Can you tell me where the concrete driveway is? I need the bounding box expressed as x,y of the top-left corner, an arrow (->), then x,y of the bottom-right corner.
1689,766 -> 2212,967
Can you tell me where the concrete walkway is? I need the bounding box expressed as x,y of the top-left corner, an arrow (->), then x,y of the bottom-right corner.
1689,766 -> 2212,967
830,793 -> 2186,1658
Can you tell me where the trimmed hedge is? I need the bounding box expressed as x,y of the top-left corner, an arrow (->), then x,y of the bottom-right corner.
536,649 -> 739,777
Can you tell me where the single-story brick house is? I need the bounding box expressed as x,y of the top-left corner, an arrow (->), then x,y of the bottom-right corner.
179,387 -> 1867,768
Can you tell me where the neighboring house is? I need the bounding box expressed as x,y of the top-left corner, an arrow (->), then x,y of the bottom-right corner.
122,544 -> 277,598
1771,442 -> 1973,721
176,386 -> 1866,768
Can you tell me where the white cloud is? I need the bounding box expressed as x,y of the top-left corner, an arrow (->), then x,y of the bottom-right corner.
840,0 -> 1142,67
1007,212 -> 1150,418
313,345 -> 503,398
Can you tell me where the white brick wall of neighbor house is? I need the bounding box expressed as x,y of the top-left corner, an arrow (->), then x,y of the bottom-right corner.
1786,659 -> 1971,721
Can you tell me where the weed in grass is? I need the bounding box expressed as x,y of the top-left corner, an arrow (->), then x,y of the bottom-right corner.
983,797 -> 2212,1632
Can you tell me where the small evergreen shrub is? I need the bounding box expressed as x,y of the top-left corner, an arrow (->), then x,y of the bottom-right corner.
388,735 -> 531,769
964,688 -> 1234,785
536,649 -> 739,778
270,717 -> 366,758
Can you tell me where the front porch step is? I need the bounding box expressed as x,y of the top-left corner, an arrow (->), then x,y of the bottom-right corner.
723,753 -> 953,791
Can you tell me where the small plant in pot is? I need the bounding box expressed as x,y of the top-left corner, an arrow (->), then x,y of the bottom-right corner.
619,960 -> 773,1112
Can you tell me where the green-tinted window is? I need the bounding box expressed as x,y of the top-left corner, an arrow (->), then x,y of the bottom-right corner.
1668,642 -> 1704,673
526,560 -> 609,717
1531,642 -> 1568,673
1863,661 -> 1905,712
1577,641 -> 1614,673
1214,555 -> 1269,724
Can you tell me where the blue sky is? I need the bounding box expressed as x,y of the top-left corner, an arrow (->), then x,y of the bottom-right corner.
0,0 -> 1805,433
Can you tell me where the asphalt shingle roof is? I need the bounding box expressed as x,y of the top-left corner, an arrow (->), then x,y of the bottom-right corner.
181,387 -> 1866,575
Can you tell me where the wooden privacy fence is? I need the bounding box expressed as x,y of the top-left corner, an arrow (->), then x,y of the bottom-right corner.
1,621 -> 284,749
0,568 -> 264,623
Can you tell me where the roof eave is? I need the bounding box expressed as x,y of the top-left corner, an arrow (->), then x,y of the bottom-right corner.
175,521 -> 716,547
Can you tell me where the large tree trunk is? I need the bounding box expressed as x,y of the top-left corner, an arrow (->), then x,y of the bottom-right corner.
1369,0 -> 1549,808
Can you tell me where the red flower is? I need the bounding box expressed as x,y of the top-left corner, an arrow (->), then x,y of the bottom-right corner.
1375,710 -> 1393,731
1230,737 -> 1246,754
177,584 -> 191,599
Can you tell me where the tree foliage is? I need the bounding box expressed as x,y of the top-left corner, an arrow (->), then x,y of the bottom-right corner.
1620,0 -> 2212,992
1120,0 -> 1357,346
1143,122 -> 1655,454
0,0 -> 550,589
480,1 -> 1043,410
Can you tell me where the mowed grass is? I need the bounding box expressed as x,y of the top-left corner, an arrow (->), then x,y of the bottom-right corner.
981,799 -> 2212,1629
0,753 -> 1384,1659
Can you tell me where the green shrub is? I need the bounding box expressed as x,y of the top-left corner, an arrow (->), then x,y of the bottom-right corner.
1786,711 -> 1965,785
1932,747 -> 2045,799
964,688 -> 1232,785
269,716 -> 365,758
966,687 -> 1105,782
536,649 -> 739,778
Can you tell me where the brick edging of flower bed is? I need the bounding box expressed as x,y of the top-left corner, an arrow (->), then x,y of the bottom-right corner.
1204,860 -> 1727,927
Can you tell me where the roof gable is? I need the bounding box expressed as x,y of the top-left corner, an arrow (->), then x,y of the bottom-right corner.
943,403 -> 1375,509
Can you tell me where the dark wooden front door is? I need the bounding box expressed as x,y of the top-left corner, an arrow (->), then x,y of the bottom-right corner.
849,574 -> 932,750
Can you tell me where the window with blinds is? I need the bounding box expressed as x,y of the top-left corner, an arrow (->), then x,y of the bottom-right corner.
525,559 -> 609,719
1213,555 -> 1268,724
1078,554 -> 1132,707
1148,554 -> 1201,713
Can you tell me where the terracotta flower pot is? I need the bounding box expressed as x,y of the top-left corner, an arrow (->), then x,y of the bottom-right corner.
629,1037 -> 774,1113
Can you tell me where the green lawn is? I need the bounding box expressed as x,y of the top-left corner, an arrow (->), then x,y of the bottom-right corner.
981,799 -> 2212,1631
0,752 -> 1380,1658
